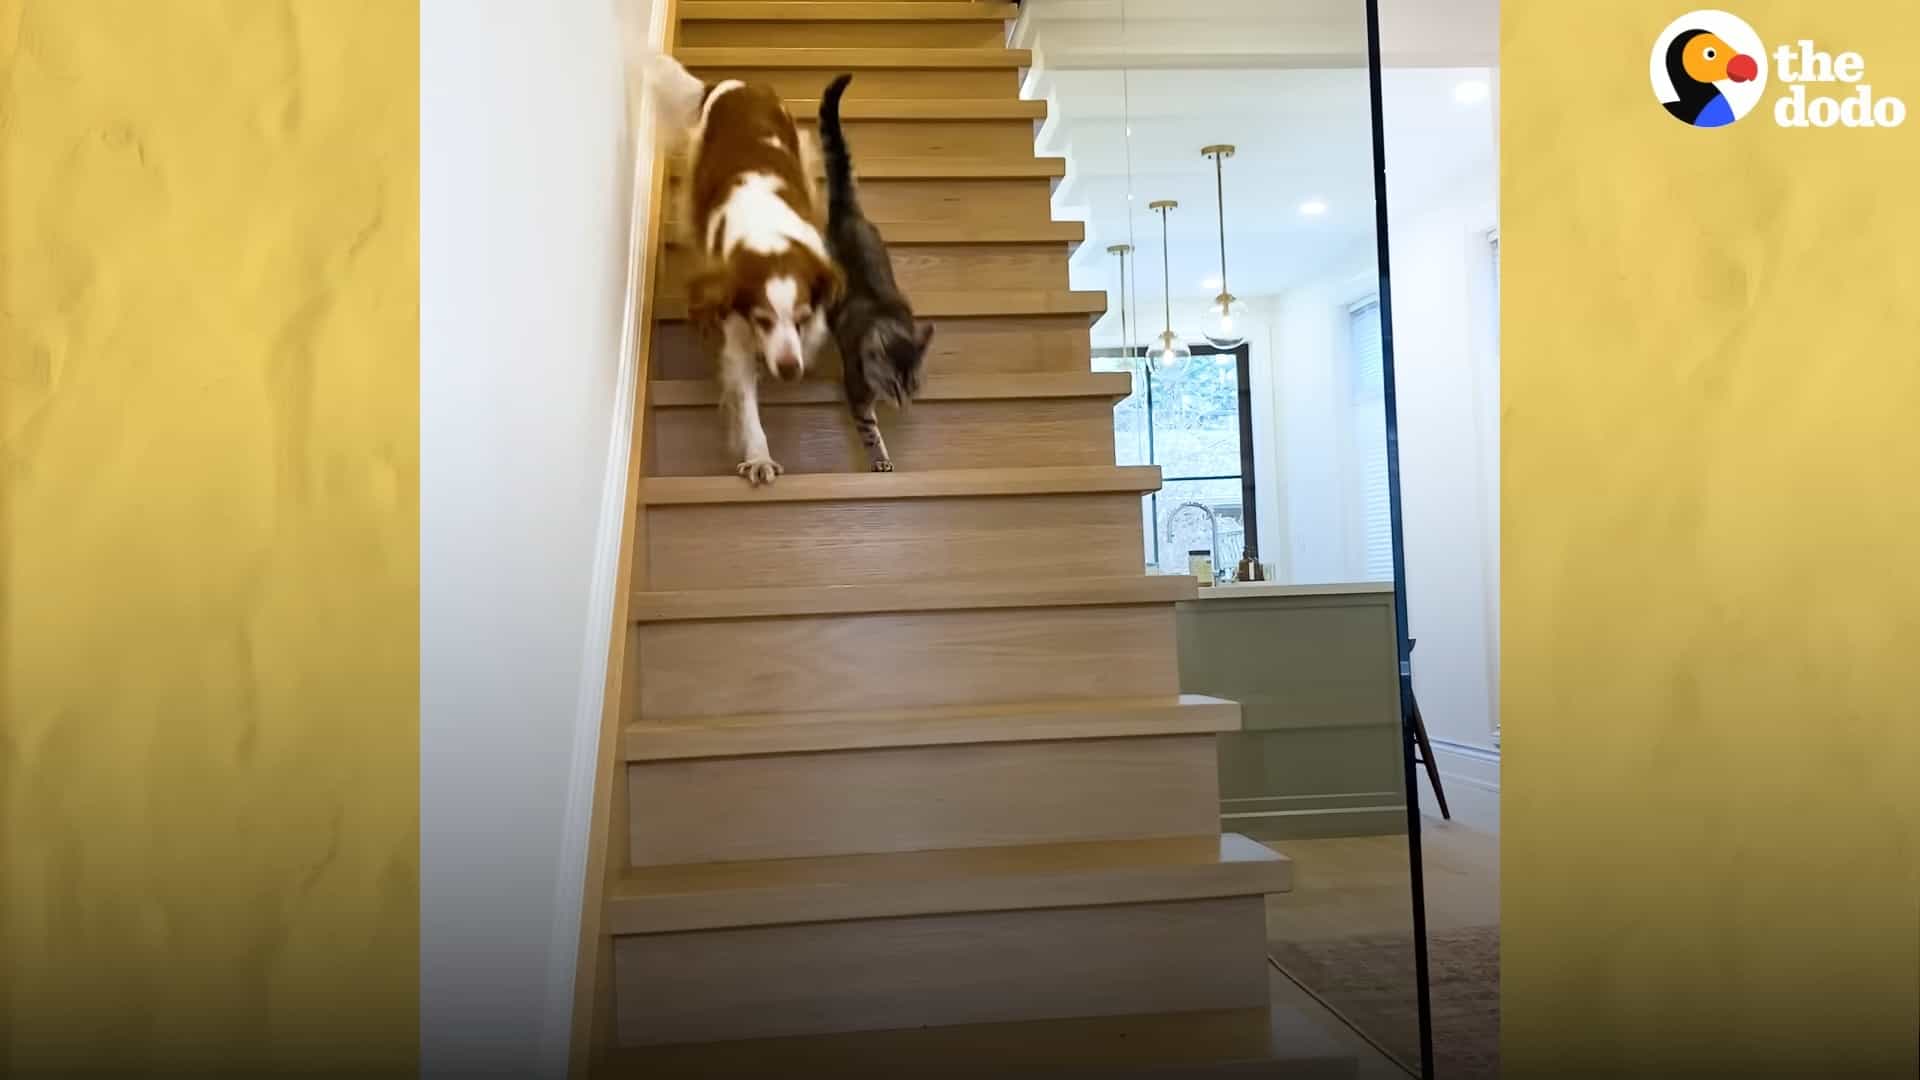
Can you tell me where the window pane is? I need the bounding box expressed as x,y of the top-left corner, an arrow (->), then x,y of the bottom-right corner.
1351,302 -> 1383,402
1149,353 -> 1243,480
1099,358 -> 1151,468
1355,399 -> 1393,579
1152,477 -> 1247,577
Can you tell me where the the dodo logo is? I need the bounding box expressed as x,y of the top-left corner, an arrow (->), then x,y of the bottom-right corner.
1652,11 -> 1767,128
1653,10 -> 1908,129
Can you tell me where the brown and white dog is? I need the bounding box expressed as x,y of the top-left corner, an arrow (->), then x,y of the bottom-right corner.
637,53 -> 841,485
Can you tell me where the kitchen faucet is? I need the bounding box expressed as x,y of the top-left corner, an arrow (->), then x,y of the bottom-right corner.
1165,501 -> 1223,582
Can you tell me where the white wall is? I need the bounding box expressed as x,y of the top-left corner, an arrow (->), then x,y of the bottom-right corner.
1252,266 -> 1379,584
1381,165 -> 1499,751
1225,156 -> 1500,757
421,0 -> 654,1075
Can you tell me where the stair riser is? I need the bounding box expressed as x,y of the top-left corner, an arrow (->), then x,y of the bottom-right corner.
627,734 -> 1220,865
649,315 -> 1096,378
681,20 -> 1008,49
926,314 -> 1100,370
683,65 -> 1019,100
626,697 -> 1241,761
790,117 -> 1040,158
660,242 -> 1069,298
665,175 -> 1056,227
853,175 -> 1056,224
611,896 -> 1271,1045
635,603 -> 1181,718
644,492 -> 1144,590
647,395 -> 1117,479
667,118 -> 1043,162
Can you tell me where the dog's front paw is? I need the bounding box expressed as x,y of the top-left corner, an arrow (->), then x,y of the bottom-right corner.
871,459 -> 895,473
737,457 -> 784,486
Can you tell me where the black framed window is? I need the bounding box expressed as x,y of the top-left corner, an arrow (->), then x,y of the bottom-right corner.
1094,343 -> 1257,575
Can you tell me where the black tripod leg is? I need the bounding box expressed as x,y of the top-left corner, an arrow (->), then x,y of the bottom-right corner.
1411,694 -> 1450,820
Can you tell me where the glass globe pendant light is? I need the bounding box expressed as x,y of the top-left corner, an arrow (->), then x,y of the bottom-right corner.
1201,144 -> 1251,348
1148,199 -> 1191,370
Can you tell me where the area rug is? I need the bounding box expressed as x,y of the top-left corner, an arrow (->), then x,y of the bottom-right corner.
1269,924 -> 1500,1078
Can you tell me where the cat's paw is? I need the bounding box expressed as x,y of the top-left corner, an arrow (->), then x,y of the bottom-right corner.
871,459 -> 895,473
737,457 -> 784,486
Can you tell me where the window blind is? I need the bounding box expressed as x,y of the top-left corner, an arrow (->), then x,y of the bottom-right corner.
1350,300 -> 1393,580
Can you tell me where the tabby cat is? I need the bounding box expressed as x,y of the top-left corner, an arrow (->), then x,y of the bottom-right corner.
818,73 -> 933,472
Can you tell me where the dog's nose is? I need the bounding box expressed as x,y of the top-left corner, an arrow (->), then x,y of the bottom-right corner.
775,357 -> 803,381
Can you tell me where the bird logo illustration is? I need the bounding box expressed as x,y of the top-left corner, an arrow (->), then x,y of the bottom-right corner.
1651,12 -> 1769,128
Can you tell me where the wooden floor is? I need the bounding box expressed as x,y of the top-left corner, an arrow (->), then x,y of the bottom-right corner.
1264,962 -> 1412,1080
1264,818 -> 1501,1078
1265,819 -> 1500,943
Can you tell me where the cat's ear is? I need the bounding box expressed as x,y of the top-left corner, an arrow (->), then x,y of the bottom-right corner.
913,321 -> 935,353
686,269 -> 731,326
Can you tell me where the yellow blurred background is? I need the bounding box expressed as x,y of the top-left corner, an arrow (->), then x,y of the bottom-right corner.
3,2 -> 418,1071
1505,1 -> 1919,1074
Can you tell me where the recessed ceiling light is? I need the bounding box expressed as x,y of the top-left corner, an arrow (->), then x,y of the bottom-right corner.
1200,274 -> 1223,290
1454,79 -> 1489,104
1299,199 -> 1328,217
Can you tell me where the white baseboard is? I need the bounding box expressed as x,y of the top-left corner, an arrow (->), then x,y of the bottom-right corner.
1420,738 -> 1499,835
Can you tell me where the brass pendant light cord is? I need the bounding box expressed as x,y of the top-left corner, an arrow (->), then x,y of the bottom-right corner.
1212,153 -> 1228,302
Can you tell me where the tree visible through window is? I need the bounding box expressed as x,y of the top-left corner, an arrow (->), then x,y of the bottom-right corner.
1097,344 -> 1257,577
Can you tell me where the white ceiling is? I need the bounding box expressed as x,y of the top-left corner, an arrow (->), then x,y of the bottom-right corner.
1015,0 -> 1497,330
1013,0 -> 1498,70
1047,67 -> 1495,301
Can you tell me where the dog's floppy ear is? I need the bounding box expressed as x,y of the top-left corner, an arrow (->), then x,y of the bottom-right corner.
913,321 -> 935,353
685,268 -> 732,326
813,262 -> 846,313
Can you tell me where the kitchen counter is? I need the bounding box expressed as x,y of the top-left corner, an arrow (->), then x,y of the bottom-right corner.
1187,580 -> 1394,601
1173,580 -> 1405,840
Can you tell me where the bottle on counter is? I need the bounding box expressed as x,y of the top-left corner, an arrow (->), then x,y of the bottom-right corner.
1188,549 -> 1214,586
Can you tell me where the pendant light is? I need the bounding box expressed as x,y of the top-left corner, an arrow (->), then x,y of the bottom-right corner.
1201,144 -> 1250,348
1108,241 -> 1155,468
1107,243 -> 1134,364
1147,200 -> 1191,370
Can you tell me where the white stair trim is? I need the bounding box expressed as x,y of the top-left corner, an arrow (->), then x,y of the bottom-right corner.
542,0 -> 673,1074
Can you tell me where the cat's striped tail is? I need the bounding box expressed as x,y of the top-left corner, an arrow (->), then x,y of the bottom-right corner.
818,73 -> 859,215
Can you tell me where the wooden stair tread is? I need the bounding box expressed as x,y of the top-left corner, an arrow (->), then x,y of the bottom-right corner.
655,289 -> 1106,321
677,46 -> 1031,68
627,694 -> 1239,760
643,463 -> 1157,504
671,155 -> 1064,180
632,573 -> 1194,622
666,220 -> 1080,247
595,977 -> 1356,1078
648,371 -> 1129,407
782,96 -> 1047,120
684,2 -> 1019,21
607,833 -> 1288,934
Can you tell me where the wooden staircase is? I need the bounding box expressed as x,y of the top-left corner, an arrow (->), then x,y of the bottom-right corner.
575,3 -> 1340,1075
